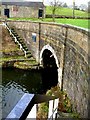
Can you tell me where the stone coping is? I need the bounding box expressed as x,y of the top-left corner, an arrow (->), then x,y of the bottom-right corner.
1,20 -> 89,35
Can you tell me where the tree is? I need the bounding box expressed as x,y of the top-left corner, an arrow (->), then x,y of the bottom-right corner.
79,4 -> 87,11
63,3 -> 68,8
50,0 -> 62,22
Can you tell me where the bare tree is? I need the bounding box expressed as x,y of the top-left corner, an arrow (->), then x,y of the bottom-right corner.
63,3 -> 68,8
50,0 -> 62,22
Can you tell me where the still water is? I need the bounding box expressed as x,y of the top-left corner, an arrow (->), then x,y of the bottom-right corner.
2,67 -> 58,118
2,68 -> 43,118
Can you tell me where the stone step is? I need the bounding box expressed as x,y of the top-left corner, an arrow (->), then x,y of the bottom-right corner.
18,40 -> 23,43
11,30 -> 17,33
24,48 -> 28,51
11,30 -> 16,33
19,40 -> 24,43
10,27 -> 13,29
18,39 -> 24,43
56,111 -> 74,118
17,36 -> 21,39
26,54 -> 32,58
10,28 -> 30,56
17,37 -> 23,40
22,45 -> 28,50
11,28 -> 15,30
17,36 -> 23,40
22,44 -> 27,48
26,51 -> 31,54
11,29 -> 15,31
13,33 -> 18,36
14,33 -> 18,35
21,43 -> 26,47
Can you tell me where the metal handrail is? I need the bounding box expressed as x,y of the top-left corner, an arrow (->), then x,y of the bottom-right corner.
5,93 -> 59,120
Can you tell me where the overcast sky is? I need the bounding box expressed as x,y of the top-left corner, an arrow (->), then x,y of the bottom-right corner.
25,0 -> 89,6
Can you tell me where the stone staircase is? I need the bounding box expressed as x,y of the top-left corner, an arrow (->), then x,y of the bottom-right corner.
56,111 -> 79,119
6,23 -> 32,58
10,27 -> 32,58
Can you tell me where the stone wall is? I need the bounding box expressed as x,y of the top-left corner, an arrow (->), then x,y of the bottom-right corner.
7,21 -> 89,118
1,5 -> 42,18
63,27 -> 89,117
40,23 -> 89,117
10,21 -> 40,61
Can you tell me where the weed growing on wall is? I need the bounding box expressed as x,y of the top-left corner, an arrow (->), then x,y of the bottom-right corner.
37,85 -> 80,119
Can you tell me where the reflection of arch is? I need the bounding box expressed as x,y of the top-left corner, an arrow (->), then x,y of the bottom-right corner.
40,44 -> 59,68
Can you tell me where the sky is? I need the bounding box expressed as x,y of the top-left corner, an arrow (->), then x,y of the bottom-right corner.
25,0 -> 89,6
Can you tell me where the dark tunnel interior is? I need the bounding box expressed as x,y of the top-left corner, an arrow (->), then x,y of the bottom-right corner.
41,49 -> 58,91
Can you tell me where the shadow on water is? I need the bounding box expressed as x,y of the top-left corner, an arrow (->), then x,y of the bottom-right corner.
2,66 -> 58,118
2,66 -> 58,94
2,67 -> 43,118
41,67 -> 58,92
2,67 -> 43,94
2,48 -> 58,118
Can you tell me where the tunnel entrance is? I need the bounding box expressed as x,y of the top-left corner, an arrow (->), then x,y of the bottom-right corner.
41,49 -> 58,91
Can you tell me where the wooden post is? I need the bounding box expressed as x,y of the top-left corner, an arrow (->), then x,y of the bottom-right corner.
48,98 -> 59,119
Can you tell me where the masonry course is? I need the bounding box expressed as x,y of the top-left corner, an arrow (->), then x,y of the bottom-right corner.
5,21 -> 89,118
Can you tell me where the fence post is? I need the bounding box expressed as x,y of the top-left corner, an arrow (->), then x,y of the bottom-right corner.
48,100 -> 54,119
53,98 -> 59,119
27,104 -> 37,119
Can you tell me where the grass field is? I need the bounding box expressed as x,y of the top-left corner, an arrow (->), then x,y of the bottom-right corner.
8,17 -> 89,29
6,6 -> 90,29
43,18 -> 89,29
46,6 -> 90,17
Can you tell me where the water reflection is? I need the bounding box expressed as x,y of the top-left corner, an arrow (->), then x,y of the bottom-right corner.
2,68 -> 43,118
2,67 -> 58,118
2,68 -> 43,93
2,81 -> 25,118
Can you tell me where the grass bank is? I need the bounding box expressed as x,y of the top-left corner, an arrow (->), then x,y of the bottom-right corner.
8,17 -> 89,29
43,18 -> 89,29
46,6 -> 90,17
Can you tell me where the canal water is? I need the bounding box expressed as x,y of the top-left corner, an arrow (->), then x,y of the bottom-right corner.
2,67 -> 42,118
2,67 -> 58,118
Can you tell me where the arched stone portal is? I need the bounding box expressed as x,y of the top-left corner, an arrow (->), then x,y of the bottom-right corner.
40,44 -> 59,68
40,44 -> 62,90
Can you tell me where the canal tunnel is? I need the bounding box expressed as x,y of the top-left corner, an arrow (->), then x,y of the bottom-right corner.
41,49 -> 58,91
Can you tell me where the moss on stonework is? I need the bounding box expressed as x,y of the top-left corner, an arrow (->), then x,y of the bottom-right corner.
2,26 -> 38,69
37,85 -> 80,119
14,60 -> 39,69
1,56 -> 39,69
46,85 -> 72,113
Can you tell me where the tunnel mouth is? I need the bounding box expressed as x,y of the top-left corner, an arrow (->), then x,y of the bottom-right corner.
41,49 -> 58,91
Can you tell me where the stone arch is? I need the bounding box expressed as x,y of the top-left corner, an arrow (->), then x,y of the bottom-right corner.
40,44 -> 59,68
40,44 -> 62,89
